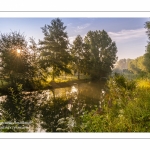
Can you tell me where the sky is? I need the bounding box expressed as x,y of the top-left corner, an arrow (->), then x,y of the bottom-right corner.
0,18 -> 149,60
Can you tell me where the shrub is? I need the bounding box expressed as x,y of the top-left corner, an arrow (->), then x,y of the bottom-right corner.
0,84 -> 38,132
74,74 -> 150,132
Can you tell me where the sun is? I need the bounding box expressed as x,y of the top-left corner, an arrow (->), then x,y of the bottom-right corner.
17,49 -> 21,53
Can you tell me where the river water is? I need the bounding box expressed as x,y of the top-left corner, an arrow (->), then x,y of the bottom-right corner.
0,81 -> 107,132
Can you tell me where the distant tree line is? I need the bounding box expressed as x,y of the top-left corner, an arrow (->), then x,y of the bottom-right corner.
113,56 -> 147,77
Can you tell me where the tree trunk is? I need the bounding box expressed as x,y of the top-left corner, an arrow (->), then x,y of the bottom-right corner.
77,70 -> 80,79
52,66 -> 55,81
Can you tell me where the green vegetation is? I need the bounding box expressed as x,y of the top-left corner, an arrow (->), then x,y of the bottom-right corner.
40,97 -> 70,132
0,18 -> 117,92
72,19 -> 150,132
136,78 -> 150,88
0,32 -> 31,87
39,18 -> 72,81
0,84 -> 38,132
84,30 -> 117,79
1,18 -> 150,132
73,75 -> 150,132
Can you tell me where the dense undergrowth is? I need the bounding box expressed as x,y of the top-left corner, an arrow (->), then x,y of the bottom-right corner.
74,74 -> 150,132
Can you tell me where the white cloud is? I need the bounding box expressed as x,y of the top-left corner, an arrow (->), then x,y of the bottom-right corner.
77,23 -> 90,30
108,28 -> 147,43
74,23 -> 91,32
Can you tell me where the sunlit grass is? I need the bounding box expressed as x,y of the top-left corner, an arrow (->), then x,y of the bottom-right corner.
54,76 -> 78,83
45,75 -> 90,83
45,76 -> 52,83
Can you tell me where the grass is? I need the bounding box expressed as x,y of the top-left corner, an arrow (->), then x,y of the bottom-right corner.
54,75 -> 90,83
37,74 -> 90,89
54,76 -> 78,83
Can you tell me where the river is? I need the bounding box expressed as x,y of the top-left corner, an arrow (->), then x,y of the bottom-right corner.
0,81 -> 107,132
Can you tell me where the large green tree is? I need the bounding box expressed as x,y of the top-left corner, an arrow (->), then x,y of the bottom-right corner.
84,30 -> 118,79
39,18 -> 71,81
0,31 -> 31,87
71,35 -> 84,79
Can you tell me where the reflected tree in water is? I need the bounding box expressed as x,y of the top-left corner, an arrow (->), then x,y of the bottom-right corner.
39,96 -> 70,132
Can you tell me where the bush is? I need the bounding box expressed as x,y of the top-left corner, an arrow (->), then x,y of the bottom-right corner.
74,74 -> 150,132
0,84 -> 38,132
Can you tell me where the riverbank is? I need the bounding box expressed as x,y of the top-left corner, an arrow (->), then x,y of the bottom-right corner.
0,76 -> 108,96
0,78 -> 91,96
47,78 -> 91,89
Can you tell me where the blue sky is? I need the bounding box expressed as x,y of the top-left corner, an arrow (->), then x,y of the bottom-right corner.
0,18 -> 149,60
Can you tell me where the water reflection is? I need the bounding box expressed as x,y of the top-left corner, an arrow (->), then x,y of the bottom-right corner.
71,85 -> 78,94
0,81 -> 106,132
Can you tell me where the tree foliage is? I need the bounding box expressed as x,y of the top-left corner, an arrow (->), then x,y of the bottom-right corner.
128,56 -> 146,76
71,35 -> 84,79
28,37 -> 42,89
39,18 -> 71,81
0,31 -> 31,88
84,30 -> 118,79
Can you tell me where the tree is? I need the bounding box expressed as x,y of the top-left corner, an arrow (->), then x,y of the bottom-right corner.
39,18 -> 71,81
0,31 -> 31,88
71,35 -> 84,79
128,56 -> 146,76
28,37 -> 42,89
84,30 -> 118,79
143,21 -> 150,73
144,44 -> 150,72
